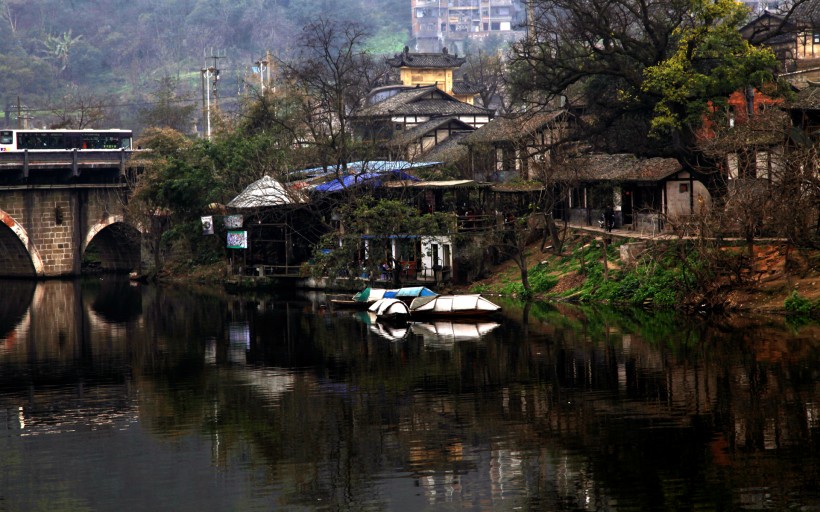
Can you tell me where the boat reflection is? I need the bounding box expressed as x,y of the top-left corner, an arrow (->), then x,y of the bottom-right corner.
351,310 -> 411,341
411,320 -> 500,342
369,321 -> 409,341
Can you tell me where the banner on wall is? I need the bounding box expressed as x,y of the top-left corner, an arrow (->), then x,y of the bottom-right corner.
201,216 -> 214,235
227,230 -> 248,249
223,215 -> 243,228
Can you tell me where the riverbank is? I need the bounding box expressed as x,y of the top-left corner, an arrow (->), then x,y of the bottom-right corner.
455,231 -> 819,317
155,229 -> 819,318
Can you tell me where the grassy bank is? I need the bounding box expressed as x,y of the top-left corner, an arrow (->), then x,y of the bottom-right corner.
462,230 -> 820,319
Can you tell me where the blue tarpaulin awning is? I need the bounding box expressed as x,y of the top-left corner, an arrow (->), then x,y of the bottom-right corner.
313,169 -> 420,193
387,287 -> 437,299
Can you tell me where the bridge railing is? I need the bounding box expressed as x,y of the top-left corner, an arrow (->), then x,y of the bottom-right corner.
0,149 -> 136,177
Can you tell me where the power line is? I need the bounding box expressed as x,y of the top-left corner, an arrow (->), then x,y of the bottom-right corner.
14,94 -> 242,114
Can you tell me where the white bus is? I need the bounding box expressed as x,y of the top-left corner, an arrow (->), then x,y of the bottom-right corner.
0,129 -> 133,152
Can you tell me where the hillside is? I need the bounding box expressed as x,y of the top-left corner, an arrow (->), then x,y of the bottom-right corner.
0,0 -> 410,131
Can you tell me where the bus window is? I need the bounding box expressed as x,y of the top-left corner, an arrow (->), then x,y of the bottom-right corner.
46,133 -> 64,149
121,137 -> 132,150
82,135 -> 101,149
19,133 -> 38,149
0,131 -> 13,145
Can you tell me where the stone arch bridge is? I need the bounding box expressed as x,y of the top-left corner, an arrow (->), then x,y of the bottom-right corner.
0,150 -> 142,277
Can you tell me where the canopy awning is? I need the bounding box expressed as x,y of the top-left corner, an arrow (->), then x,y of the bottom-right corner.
227,175 -> 306,209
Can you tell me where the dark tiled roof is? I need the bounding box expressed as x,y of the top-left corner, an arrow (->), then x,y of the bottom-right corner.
386,50 -> 466,69
788,82 -> 820,110
452,80 -> 482,95
388,117 -> 473,147
417,131 -> 471,163
353,86 -> 492,118
461,111 -> 566,144
792,1 -> 820,25
393,99 -> 492,116
556,154 -> 682,182
491,182 -> 546,193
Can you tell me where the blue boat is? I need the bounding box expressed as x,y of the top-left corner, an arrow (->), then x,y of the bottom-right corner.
383,286 -> 438,302
331,286 -> 438,309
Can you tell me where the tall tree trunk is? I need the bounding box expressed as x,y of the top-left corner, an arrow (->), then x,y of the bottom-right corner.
516,250 -> 531,295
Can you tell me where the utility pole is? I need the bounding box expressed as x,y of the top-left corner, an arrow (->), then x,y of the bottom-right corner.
199,50 -> 224,141
200,69 -> 208,139
210,53 -> 223,110
200,66 -> 213,140
255,50 -> 271,92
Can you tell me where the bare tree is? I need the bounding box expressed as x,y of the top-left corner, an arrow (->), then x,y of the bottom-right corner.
48,87 -> 109,128
462,49 -> 509,113
277,18 -> 381,174
138,76 -> 197,134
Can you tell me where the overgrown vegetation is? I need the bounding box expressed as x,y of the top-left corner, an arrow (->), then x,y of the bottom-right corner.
785,291 -> 820,319
465,232 -> 818,314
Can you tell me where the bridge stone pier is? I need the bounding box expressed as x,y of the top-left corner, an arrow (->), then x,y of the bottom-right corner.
0,151 -> 141,277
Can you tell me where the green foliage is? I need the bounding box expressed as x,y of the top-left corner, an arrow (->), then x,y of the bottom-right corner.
310,198 -> 452,279
528,262 -> 559,294
365,28 -> 409,55
469,283 -> 491,294
3,0 -> 413,129
784,291 -> 819,318
500,279 -> 525,297
138,77 -> 197,133
562,241 -> 687,308
641,0 -> 781,137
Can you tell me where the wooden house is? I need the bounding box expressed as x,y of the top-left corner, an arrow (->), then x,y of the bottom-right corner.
459,110 -> 572,182
554,154 -> 710,234
351,85 -> 492,157
385,116 -> 475,161
741,4 -> 820,73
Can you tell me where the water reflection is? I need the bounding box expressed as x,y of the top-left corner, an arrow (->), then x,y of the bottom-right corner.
0,281 -> 34,364
0,280 -> 818,510
411,320 -> 500,340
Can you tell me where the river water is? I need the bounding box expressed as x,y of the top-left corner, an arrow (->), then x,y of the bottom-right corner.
1,278 -> 818,511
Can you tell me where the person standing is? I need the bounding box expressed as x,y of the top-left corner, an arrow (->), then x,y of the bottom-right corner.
604,205 -> 615,232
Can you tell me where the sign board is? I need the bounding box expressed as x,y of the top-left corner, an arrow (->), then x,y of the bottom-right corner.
223,214 -> 243,228
227,230 -> 248,249
201,216 -> 214,235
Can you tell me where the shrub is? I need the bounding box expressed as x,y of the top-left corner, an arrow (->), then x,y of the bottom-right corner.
470,283 -> 491,294
785,291 -> 817,317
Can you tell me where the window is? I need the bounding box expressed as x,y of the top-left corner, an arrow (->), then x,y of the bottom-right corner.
679,183 -> 689,193
814,32 -> 820,44
0,131 -> 12,145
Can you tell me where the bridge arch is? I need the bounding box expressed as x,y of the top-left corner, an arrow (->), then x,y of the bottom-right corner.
0,211 -> 45,277
82,215 -> 142,273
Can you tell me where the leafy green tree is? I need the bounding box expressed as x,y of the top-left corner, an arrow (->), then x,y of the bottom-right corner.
312,198 -> 452,287
641,0 -> 782,138
42,29 -> 83,73
508,0 -> 785,158
128,128 -> 223,274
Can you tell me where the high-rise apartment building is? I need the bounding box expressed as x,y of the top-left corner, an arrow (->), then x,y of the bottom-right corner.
411,0 -> 526,53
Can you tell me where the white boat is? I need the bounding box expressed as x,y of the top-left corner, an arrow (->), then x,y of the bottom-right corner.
409,295 -> 501,317
368,298 -> 410,320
